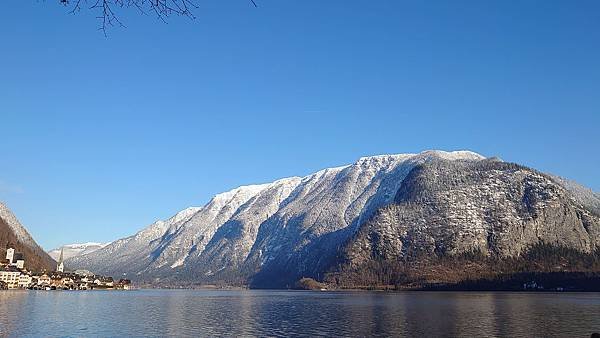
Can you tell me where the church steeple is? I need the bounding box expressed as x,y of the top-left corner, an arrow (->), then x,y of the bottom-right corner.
57,247 -> 64,273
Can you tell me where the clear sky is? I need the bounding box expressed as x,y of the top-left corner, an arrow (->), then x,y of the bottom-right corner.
0,1 -> 599,250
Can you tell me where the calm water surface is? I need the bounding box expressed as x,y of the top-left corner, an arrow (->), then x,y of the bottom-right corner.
1,290 -> 599,337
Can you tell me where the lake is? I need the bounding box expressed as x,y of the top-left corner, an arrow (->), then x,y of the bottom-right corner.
1,290 -> 599,337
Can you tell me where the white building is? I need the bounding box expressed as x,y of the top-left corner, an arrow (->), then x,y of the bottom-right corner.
4,248 -> 25,269
18,274 -> 32,288
37,274 -> 51,286
0,267 -> 21,289
5,248 -> 14,265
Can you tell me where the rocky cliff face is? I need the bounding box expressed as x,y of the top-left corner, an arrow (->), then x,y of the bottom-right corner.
327,159 -> 600,288
65,151 -> 600,288
0,202 -> 56,272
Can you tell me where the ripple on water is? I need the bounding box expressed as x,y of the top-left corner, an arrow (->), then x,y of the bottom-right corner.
1,290 -> 600,337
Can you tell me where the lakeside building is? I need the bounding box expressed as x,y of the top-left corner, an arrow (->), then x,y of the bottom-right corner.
94,276 -> 114,288
0,265 -> 21,289
37,274 -> 51,285
18,273 -> 33,289
116,279 -> 132,290
1,247 -> 130,291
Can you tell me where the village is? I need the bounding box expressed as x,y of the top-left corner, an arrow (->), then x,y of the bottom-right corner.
0,247 -> 131,291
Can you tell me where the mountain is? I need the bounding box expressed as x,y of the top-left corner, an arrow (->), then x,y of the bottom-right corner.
48,242 -> 109,261
326,158 -> 600,289
66,150 -> 600,288
1,202 -> 56,271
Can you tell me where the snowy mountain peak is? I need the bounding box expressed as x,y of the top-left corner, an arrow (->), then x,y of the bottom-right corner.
210,183 -> 272,206
419,149 -> 485,161
167,207 -> 203,224
355,153 -> 413,164
355,150 -> 484,164
48,242 -> 109,261
270,176 -> 303,186
133,206 -> 203,242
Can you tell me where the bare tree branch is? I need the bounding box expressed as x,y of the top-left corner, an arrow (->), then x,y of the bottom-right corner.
58,0 -> 258,35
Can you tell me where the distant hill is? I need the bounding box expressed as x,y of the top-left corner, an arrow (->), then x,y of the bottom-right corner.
48,242 -> 109,261
0,202 -> 56,272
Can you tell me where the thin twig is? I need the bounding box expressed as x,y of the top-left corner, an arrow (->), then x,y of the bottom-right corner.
58,0 -> 257,35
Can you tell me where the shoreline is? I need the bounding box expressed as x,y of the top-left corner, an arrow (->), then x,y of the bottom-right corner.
4,287 -> 600,293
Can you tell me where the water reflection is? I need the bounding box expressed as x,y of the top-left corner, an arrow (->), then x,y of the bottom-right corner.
0,291 -> 26,334
1,290 -> 599,337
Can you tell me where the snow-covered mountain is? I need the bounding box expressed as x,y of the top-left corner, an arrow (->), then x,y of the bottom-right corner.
65,151 -> 484,279
1,202 -> 56,271
65,150 -> 600,288
48,242 -> 109,261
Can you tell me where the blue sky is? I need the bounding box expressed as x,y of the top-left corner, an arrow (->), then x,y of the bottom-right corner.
1,1 -> 599,250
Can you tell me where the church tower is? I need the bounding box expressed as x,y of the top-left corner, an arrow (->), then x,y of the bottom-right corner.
57,247 -> 64,273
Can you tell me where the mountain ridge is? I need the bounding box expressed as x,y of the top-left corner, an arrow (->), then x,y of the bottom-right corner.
65,150 -> 600,288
